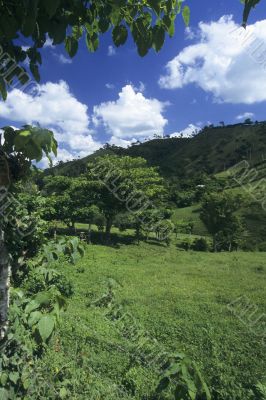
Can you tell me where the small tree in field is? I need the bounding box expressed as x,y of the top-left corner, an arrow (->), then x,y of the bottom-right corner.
86,155 -> 166,242
200,192 -> 245,252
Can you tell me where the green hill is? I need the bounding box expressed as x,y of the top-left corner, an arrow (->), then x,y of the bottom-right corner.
43,121 -> 266,248
45,121 -> 266,179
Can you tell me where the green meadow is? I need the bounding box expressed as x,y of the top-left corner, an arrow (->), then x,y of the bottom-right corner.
38,241 -> 266,399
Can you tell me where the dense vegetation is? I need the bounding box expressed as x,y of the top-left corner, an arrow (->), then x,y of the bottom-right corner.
45,122 -> 266,178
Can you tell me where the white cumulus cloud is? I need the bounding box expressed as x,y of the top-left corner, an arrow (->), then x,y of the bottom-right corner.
92,85 -> 168,140
159,16 -> 266,104
0,81 -> 101,162
236,112 -> 255,120
170,123 -> 201,138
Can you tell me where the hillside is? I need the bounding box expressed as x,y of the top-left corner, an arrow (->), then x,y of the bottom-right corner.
45,122 -> 266,179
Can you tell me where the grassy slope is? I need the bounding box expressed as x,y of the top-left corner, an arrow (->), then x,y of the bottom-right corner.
45,123 -> 266,179
41,243 -> 266,400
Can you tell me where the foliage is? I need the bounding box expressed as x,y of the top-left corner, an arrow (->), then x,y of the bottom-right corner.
0,237 -> 84,398
0,0 -> 191,99
1,125 -> 57,174
253,382 -> 266,399
156,353 -> 211,399
46,122 -> 266,183
43,175 -> 101,227
200,192 -> 245,251
191,237 -> 210,252
241,0 -> 261,27
85,155 -> 167,239
2,183 -> 49,286
40,237 -> 85,265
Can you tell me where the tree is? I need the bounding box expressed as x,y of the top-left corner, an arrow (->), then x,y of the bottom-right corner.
86,155 -> 167,242
200,192 -> 245,252
0,1 -> 258,100
0,126 -> 57,339
244,118 -> 253,125
0,0 -> 192,100
43,175 -> 100,231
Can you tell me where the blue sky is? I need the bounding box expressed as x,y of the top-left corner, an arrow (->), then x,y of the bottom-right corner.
0,0 -> 266,164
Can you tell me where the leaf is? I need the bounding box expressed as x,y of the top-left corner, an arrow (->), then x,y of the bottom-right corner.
37,315 -> 55,342
242,0 -> 261,27
25,300 -> 40,315
43,0 -> 61,18
49,19 -> 67,44
152,25 -> 165,52
86,33 -> 99,52
28,311 -> 42,327
72,25 -> 83,40
34,291 -> 53,306
168,16 -> 175,37
99,18 -> 110,33
9,372 -> 19,384
112,25 -> 128,47
22,0 -> 38,36
65,36 -> 79,58
0,388 -> 9,400
147,0 -> 161,15
59,387 -> 68,399
182,5 -> 190,27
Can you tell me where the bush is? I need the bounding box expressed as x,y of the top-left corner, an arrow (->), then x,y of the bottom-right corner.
177,237 -> 210,252
258,241 -> 266,252
24,267 -> 74,297
191,237 -> 210,252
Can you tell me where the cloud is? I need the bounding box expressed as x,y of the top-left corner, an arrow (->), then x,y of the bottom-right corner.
92,85 -> 168,139
185,27 -> 196,40
109,136 -> 137,148
132,81 -> 146,93
0,81 -> 101,162
53,53 -> 72,64
159,16 -> 266,104
108,45 -> 116,56
170,123 -> 201,138
236,112 -> 255,120
105,83 -> 115,90
44,37 -> 55,48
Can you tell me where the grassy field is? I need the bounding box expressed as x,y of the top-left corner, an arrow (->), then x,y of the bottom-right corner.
39,241 -> 266,400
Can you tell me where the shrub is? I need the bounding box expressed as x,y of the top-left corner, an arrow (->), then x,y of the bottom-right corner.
191,237 -> 210,252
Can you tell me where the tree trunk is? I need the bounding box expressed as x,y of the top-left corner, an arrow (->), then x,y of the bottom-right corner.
213,235 -> 217,252
87,224 -> 92,244
105,218 -> 113,243
0,230 -> 10,340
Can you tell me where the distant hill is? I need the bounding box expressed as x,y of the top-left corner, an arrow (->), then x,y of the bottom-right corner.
43,121 -> 266,248
45,122 -> 266,180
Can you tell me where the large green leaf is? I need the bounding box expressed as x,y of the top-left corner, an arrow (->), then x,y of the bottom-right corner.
43,0 -> 61,18
86,33 -> 99,52
28,311 -> 42,327
65,36 -> 78,58
112,25 -> 128,47
182,5 -> 190,27
152,25 -> 165,52
242,0 -> 261,26
37,315 -> 55,342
